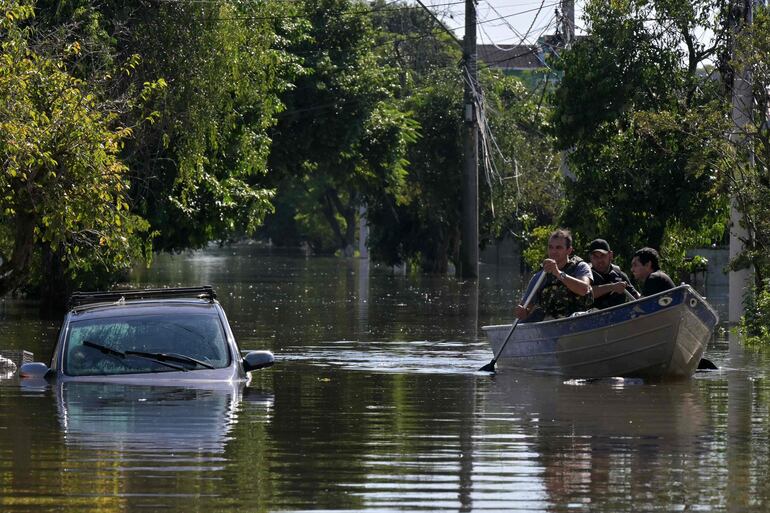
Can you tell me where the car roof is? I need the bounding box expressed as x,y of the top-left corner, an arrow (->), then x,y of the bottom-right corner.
69,286 -> 216,307
69,299 -> 222,321
66,286 -> 220,321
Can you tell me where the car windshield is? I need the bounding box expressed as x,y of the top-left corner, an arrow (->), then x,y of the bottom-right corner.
64,312 -> 231,376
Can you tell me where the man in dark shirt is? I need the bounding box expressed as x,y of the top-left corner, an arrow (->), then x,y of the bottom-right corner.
630,247 -> 676,296
588,239 -> 640,309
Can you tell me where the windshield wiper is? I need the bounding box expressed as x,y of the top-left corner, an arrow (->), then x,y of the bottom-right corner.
83,340 -> 126,358
82,340 -> 187,372
124,351 -> 215,369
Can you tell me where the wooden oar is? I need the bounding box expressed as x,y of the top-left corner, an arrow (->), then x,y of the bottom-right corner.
625,287 -> 718,370
479,271 -> 547,373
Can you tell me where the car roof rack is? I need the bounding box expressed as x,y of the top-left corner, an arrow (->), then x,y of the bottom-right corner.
68,286 -> 217,309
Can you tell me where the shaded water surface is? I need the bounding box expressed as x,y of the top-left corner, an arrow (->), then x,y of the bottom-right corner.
1,244 -> 770,512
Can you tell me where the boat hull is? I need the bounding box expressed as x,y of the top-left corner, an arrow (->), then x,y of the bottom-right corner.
482,285 -> 718,379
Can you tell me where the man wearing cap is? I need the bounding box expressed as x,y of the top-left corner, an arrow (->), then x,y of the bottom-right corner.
588,239 -> 640,309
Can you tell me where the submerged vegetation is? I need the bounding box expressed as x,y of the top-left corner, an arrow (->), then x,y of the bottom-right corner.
1,0 -> 769,338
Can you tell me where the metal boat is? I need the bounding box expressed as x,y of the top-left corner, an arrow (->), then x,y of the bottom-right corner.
482,285 -> 718,379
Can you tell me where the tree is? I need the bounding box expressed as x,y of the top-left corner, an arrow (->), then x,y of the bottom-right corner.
366,68 -> 463,272
479,72 -> 563,250
363,2 -> 561,272
368,0 -> 460,85
550,0 -> 731,266
264,0 -> 417,256
124,0 -> 287,250
366,63 -> 562,273
729,5 -> 770,338
32,0 -> 291,251
0,1 -> 148,302
363,1 -> 464,271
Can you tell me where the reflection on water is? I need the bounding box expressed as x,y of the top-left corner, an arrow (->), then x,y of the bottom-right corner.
279,339 -> 490,374
0,379 -> 273,511
1,244 -> 770,512
477,376 -> 710,511
55,382 -> 258,455
130,245 -> 516,347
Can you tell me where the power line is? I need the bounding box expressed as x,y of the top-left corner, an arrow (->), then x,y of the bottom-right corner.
476,15 -> 558,70
481,0 -> 548,43
479,0 -> 550,48
412,0 -> 462,47
166,0 -> 562,32
468,1 -> 561,28
151,0 -> 468,19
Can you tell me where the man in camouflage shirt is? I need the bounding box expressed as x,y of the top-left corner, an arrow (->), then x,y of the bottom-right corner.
516,229 -> 593,322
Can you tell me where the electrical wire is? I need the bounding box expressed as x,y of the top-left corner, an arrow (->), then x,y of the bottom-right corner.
472,7 -> 564,214
476,14 -> 557,71
482,0 -> 548,47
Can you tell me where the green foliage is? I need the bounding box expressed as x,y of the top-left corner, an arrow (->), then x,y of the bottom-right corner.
550,0 -> 731,269
479,72 -> 563,244
366,67 -> 463,271
728,6 -> 770,332
369,0 -> 461,84
32,0 -> 290,252
0,0 -> 149,298
265,0 -> 417,255
741,281 -> 770,346
521,225 -> 556,271
551,1 -> 682,149
120,0 -> 286,250
366,63 -> 562,272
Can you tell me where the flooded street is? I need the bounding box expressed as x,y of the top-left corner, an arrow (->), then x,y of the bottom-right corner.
1,244 -> 770,512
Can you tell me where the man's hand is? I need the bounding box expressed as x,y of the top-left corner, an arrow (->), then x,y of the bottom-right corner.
515,304 -> 529,320
609,282 -> 627,295
543,258 -> 559,277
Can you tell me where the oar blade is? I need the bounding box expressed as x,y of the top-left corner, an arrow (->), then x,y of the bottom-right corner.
478,360 -> 496,373
479,271 -> 546,376
697,357 -> 718,370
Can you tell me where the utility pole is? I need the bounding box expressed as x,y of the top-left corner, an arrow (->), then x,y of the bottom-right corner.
728,0 -> 754,323
561,0 -> 575,46
460,0 -> 479,279
358,205 -> 368,259
559,0 -> 576,180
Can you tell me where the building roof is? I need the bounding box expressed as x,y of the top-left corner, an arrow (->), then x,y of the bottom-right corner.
477,35 -> 587,72
477,44 -> 545,71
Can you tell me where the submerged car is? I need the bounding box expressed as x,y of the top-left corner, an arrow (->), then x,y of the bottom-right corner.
20,286 -> 274,383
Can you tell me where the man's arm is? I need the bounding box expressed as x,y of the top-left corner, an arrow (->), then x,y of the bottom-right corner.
618,270 -> 641,298
515,271 -> 544,320
544,259 -> 591,296
561,273 -> 592,296
592,281 -> 628,299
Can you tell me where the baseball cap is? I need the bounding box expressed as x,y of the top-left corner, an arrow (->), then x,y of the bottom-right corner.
588,239 -> 611,254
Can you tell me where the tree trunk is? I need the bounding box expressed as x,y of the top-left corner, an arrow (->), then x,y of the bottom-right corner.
0,211 -> 36,296
420,227 -> 450,274
341,206 -> 356,257
320,189 -> 346,251
321,188 -> 358,256
39,243 -> 70,311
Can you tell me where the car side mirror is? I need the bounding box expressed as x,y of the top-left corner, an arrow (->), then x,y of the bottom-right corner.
19,362 -> 53,379
242,350 -> 274,372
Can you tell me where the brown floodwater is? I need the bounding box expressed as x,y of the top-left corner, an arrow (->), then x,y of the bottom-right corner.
1,243 -> 769,512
